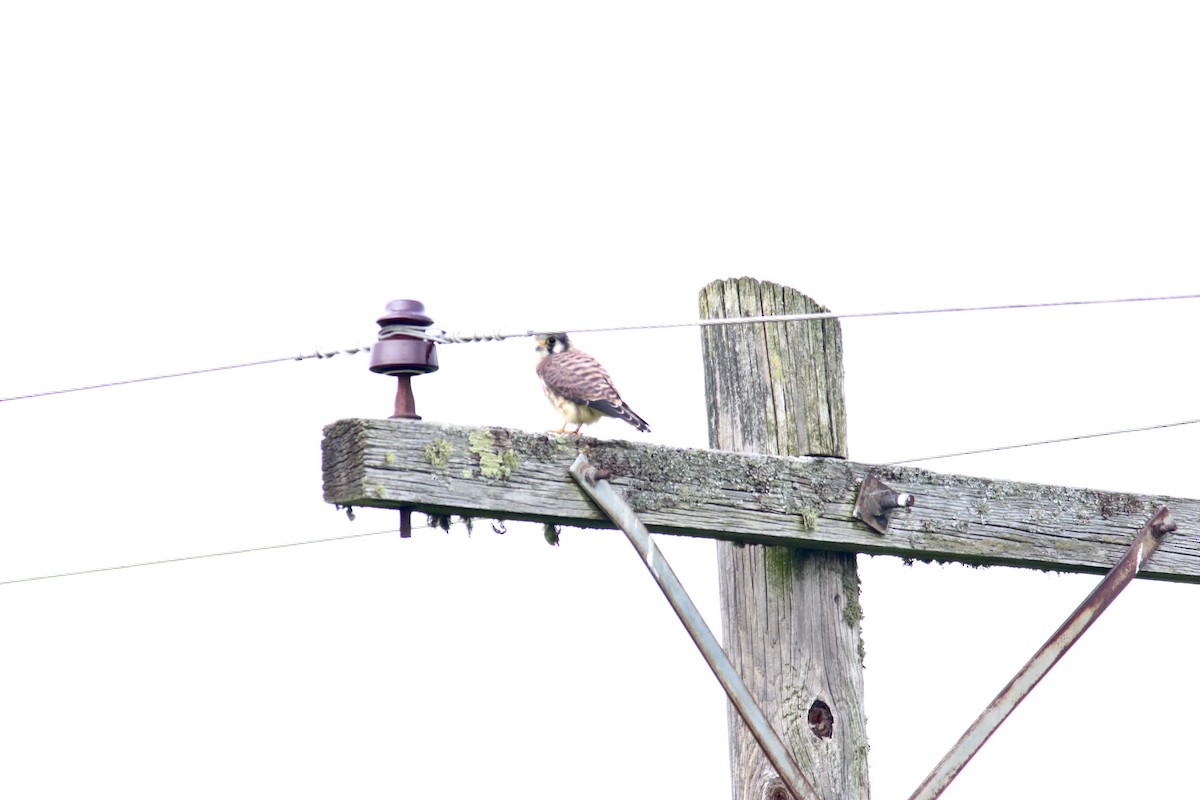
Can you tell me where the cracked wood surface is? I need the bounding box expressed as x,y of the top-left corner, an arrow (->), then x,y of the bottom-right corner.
321,418 -> 1199,583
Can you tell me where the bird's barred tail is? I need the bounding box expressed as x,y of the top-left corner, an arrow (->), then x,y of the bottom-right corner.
588,399 -> 651,433
620,405 -> 651,433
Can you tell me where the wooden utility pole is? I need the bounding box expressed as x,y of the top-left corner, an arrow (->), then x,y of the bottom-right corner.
700,278 -> 867,800
322,279 -> 1198,799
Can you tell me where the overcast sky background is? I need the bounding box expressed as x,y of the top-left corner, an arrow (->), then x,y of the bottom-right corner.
3,3 -> 1199,798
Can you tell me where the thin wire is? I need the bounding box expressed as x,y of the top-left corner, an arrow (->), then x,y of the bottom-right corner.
889,417 -> 1200,464
0,346 -> 371,404
0,527 -> 402,587
4,291 -> 1198,403
434,291 -> 1200,343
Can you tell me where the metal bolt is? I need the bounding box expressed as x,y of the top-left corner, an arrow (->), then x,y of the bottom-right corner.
853,474 -> 916,535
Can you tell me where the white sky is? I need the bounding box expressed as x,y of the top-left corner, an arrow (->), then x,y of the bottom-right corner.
3,2 -> 1199,798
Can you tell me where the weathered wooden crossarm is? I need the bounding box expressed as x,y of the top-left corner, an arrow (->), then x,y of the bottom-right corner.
322,418 -> 1199,583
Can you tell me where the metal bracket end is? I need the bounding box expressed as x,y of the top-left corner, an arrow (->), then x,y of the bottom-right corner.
1148,505 -> 1177,539
568,453 -> 611,486
853,474 -> 915,535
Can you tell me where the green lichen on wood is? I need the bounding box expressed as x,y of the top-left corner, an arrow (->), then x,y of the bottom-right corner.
842,571 -> 866,663
468,429 -> 520,481
511,431 -> 574,461
766,546 -> 794,592
797,506 -> 819,531
842,571 -> 863,629
423,437 -> 453,469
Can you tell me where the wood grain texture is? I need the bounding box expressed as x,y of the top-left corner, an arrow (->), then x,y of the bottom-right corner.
321,418 -> 1200,583
701,278 -> 868,800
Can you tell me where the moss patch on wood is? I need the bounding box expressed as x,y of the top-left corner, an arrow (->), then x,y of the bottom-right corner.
423,437 -> 453,470
467,429 -> 520,481
766,546 -> 794,592
842,571 -> 863,629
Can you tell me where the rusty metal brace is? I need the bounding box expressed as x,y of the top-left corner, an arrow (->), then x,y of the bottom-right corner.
908,506 -> 1178,800
568,454 -> 819,800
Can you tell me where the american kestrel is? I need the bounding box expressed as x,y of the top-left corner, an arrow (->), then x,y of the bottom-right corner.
534,333 -> 650,434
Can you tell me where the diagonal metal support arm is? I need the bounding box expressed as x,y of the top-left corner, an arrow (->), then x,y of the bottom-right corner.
909,506 -> 1178,800
569,454 -> 818,800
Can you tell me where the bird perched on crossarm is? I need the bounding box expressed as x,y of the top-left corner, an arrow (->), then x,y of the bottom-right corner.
534,333 -> 650,434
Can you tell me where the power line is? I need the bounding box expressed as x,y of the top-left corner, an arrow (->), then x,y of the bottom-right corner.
434,291 -> 1200,343
888,417 -> 1200,464
0,346 -> 371,404
0,527 -> 401,587
4,291 -> 1198,405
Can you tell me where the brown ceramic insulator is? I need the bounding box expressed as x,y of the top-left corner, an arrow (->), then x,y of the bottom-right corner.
368,299 -> 439,419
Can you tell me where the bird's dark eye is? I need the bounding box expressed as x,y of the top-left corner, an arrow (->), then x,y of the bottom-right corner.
547,337 -> 557,348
